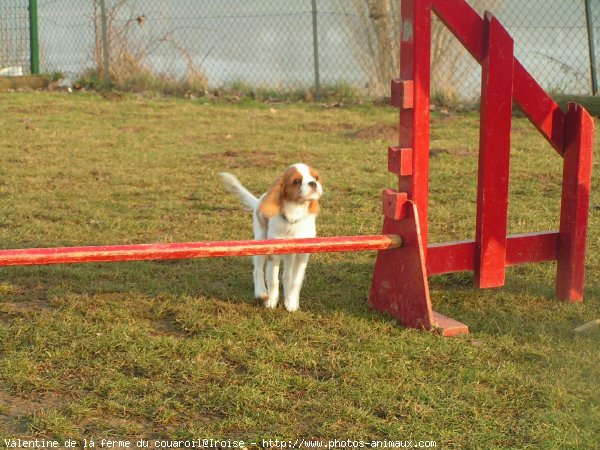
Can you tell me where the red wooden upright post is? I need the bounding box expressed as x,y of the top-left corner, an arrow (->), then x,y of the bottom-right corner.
373,0 -> 467,336
556,103 -> 594,301
474,13 -> 514,288
390,0 -> 432,255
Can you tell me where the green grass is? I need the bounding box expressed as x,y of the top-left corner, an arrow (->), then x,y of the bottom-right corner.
0,92 -> 598,447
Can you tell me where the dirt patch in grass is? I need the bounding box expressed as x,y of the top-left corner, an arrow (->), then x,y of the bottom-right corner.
0,391 -> 65,435
301,121 -> 357,133
351,123 -> 398,142
0,300 -> 52,316
350,119 -> 462,142
152,316 -> 188,337
199,149 -> 283,169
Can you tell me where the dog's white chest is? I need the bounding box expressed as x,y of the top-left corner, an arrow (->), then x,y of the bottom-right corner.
267,214 -> 317,239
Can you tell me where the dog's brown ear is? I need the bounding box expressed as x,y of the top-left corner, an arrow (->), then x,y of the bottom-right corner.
308,200 -> 320,215
259,177 -> 283,217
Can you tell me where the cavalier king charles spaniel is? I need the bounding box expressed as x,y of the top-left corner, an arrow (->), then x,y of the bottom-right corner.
220,163 -> 323,311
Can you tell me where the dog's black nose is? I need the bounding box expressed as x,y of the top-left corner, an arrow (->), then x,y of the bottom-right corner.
309,181 -> 317,188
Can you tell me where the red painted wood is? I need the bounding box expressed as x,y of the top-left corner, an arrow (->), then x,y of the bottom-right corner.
397,0 -> 431,256
556,104 -> 594,302
431,0 -> 565,154
371,201 -> 435,330
382,189 -> 409,221
432,312 -> 469,337
391,79 -> 414,108
388,147 -> 413,176
399,148 -> 413,176
505,232 -> 559,266
0,235 -> 402,267
474,14 -> 513,288
371,201 -> 468,335
427,232 -> 559,275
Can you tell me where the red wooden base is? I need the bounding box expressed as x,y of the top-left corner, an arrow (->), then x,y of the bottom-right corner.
370,201 -> 468,336
432,312 -> 469,337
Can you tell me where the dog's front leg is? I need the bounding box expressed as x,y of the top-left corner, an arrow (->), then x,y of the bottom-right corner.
265,255 -> 282,308
282,254 -> 296,303
284,253 -> 310,312
253,255 -> 268,302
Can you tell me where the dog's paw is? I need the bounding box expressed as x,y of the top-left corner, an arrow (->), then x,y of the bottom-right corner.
255,291 -> 268,302
264,295 -> 279,309
284,296 -> 300,312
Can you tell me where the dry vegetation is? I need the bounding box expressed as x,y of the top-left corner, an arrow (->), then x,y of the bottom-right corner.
87,0 -> 208,95
341,0 -> 495,103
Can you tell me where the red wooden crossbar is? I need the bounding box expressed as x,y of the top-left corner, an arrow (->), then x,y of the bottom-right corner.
427,232 -> 559,275
431,0 -> 566,154
0,235 -> 402,267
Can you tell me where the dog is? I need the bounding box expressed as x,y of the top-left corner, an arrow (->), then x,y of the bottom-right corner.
219,163 -> 323,311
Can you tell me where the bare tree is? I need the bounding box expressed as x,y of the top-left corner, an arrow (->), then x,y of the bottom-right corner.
90,0 -> 207,92
430,0 -> 498,103
341,0 -> 400,97
342,0 -> 498,101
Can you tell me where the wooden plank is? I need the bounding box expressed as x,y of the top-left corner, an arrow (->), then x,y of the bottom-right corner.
382,189 -> 409,221
427,232 -> 559,275
427,240 -> 474,275
432,311 -> 469,337
431,0 -> 565,154
371,201 -> 468,335
371,201 -> 435,330
474,13 -> 513,288
556,104 -> 594,301
388,147 -> 413,176
505,232 -> 559,265
391,79 -> 414,109
0,235 -> 402,267
397,0 -> 432,255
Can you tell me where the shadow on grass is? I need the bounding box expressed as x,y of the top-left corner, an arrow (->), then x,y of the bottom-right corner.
2,255 -> 597,339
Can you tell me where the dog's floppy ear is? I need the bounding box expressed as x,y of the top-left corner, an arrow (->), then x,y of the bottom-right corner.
308,200 -> 320,215
259,176 -> 283,217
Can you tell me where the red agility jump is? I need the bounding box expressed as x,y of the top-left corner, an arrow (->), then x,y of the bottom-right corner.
3,0 -> 593,337
369,0 -> 593,335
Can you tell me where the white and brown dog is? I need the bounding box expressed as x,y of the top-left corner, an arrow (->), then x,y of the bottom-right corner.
220,163 -> 323,311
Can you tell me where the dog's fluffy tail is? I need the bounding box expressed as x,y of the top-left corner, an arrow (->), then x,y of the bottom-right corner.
219,172 -> 259,211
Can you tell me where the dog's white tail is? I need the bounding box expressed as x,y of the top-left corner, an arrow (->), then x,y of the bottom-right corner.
219,172 -> 259,211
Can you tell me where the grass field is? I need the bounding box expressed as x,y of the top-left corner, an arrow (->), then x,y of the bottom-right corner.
0,92 -> 599,448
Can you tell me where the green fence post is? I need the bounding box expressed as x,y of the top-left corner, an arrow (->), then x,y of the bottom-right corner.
29,0 -> 40,75
584,0 -> 598,95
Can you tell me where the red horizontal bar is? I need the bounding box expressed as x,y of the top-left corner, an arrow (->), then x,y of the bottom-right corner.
0,235 -> 402,267
427,231 -> 558,275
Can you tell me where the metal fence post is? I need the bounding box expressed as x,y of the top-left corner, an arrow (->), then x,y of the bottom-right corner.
311,0 -> 321,100
584,0 -> 598,95
99,0 -> 111,87
28,0 -> 40,74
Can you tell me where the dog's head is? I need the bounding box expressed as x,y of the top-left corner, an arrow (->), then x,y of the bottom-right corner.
259,163 -> 323,218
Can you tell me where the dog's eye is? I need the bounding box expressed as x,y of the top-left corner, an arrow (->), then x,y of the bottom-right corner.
293,178 -> 301,185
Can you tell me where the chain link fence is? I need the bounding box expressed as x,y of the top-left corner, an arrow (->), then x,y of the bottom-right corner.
0,0 -> 32,76
1,0 -> 600,101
